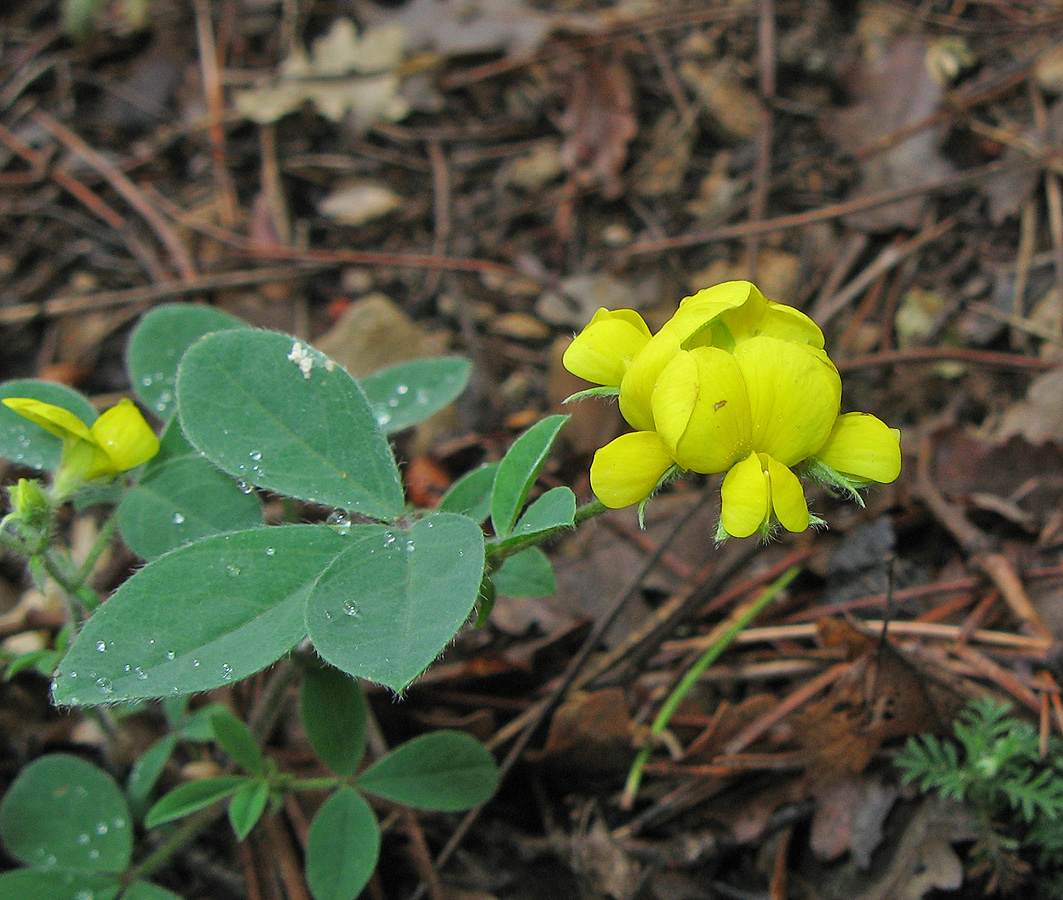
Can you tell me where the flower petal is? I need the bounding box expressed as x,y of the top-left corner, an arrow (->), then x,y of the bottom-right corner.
765,454 -> 809,533
720,451 -> 770,538
743,301 -> 824,348
563,308 -> 652,387
666,280 -> 765,347
618,329 -> 682,432
89,399 -> 160,474
652,347 -> 751,473
1,397 -> 93,442
734,336 -> 841,466
813,412 -> 901,484
590,431 -> 675,508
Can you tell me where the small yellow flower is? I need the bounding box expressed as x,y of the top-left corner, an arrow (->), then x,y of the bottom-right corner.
564,281 -> 902,538
2,397 -> 159,495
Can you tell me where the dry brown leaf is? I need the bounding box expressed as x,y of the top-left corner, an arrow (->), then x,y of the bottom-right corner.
558,52 -> 637,200
809,773 -> 898,865
821,37 -> 953,231
528,687 -> 641,776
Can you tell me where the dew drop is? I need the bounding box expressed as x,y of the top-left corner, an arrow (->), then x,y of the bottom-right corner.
265,547 -> 276,557
249,450 -> 262,461
95,677 -> 113,694
192,659 -> 200,668
342,599 -> 360,617
220,663 -> 234,681
95,640 -> 106,652
77,833 -> 90,845
74,890 -> 93,900
328,512 -> 352,535
172,512 -> 185,525
396,383 -> 409,395
165,650 -> 176,660
87,849 -> 100,861
140,376 -> 153,387
376,411 -> 391,427
236,479 -> 254,494
134,667 -> 148,680
225,564 -> 243,577
387,397 -> 399,408
113,817 -> 125,829
95,823 -> 108,835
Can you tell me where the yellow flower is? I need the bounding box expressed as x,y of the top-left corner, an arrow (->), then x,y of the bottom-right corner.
2,397 -> 159,495
561,308 -> 651,388
564,280 -> 902,539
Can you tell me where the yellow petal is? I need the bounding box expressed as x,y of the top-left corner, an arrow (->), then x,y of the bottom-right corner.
89,399 -> 160,474
618,330 -> 682,432
741,301 -> 824,348
2,397 -> 93,442
814,412 -> 901,484
590,431 -> 675,508
720,451 -> 770,538
65,438 -> 116,483
734,336 -> 841,466
652,347 -> 751,473
563,308 -> 652,386
666,280 -> 765,346
765,454 -> 809,532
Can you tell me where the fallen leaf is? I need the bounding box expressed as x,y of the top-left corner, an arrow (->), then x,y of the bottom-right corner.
318,181 -> 404,226
557,51 -> 638,200
809,774 -> 898,865
995,366 -> 1063,445
528,687 -> 641,776
233,19 -> 409,126
821,37 -> 953,231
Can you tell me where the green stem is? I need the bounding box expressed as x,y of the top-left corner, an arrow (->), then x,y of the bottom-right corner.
127,806 -> 222,883
485,498 -> 607,565
621,565 -> 801,806
73,512 -> 119,601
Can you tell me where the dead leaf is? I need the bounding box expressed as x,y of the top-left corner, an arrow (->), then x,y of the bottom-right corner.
809,774 -> 898,865
557,51 -> 638,200
678,60 -> 763,140
995,366 -> 1063,445
233,19 -> 408,126
365,0 -> 593,57
318,181 -> 404,226
821,37 -> 953,231
528,687 -> 641,776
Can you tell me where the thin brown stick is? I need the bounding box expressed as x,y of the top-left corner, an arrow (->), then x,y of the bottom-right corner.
31,110 -> 197,279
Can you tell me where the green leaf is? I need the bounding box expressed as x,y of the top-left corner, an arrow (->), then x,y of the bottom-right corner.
227,780 -> 270,840
300,665 -> 368,776
127,303 -> 246,420
177,330 -> 404,519
118,422 -> 263,560
357,731 -> 499,812
178,703 -> 229,742
145,777 -> 247,828
121,882 -> 186,900
51,526 -> 348,704
0,380 -> 97,472
306,513 -> 485,692
437,463 -> 497,522
361,357 -> 471,434
509,486 -> 575,539
492,548 -> 556,598
0,754 -> 133,874
490,415 -> 568,538
209,708 -> 265,776
0,869 -> 121,900
305,788 -> 379,900
126,735 -> 178,821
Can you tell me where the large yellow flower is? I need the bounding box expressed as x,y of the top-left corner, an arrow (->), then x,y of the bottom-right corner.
2,397 -> 159,496
568,281 -> 901,539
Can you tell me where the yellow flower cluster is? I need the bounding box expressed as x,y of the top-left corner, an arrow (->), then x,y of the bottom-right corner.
2,397 -> 159,498
562,281 -> 901,539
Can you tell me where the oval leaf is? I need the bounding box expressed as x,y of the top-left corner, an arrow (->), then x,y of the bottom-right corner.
300,665 -> 368,776
490,415 -> 568,537
0,754 -> 132,874
509,486 -> 576,539
121,882 -> 186,900
0,380 -> 97,472
437,463 -> 498,523
305,788 -> 379,900
492,547 -> 556,598
127,304 -> 247,420
117,423 -> 263,560
306,513 -> 485,691
357,731 -> 499,811
209,708 -> 265,776
0,870 -> 121,900
361,357 -> 471,434
177,330 -> 404,519
145,777 -> 246,828
227,780 -> 270,841
126,735 -> 178,821
52,526 -> 348,704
